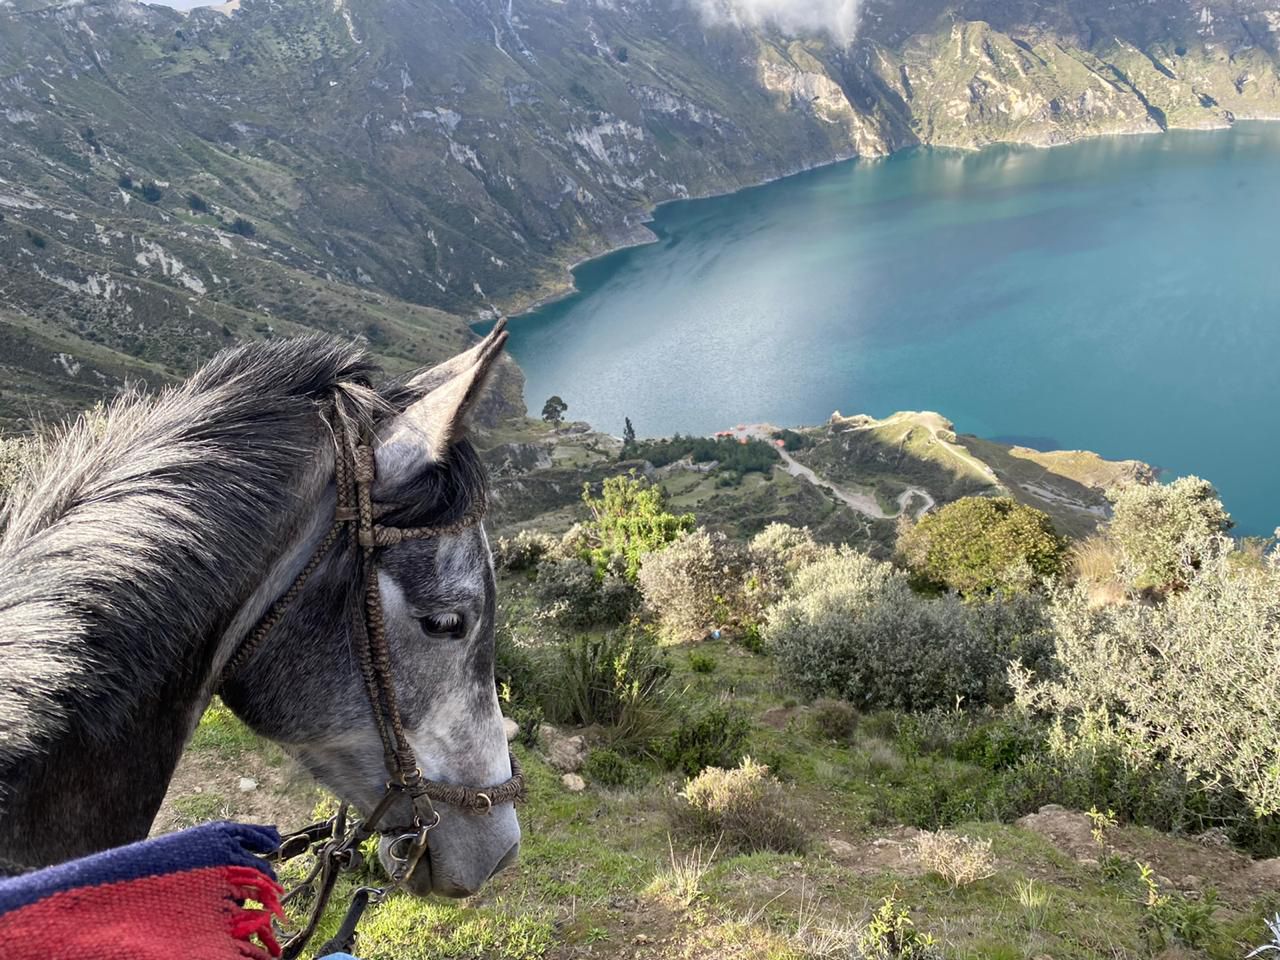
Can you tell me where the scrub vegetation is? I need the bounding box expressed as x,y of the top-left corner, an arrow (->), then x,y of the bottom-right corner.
156,459 -> 1280,959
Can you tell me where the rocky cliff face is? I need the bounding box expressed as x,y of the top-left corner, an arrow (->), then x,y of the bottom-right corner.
0,0 -> 1277,423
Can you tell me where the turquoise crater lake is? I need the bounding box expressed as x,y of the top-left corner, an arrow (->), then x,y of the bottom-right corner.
498,124 -> 1280,535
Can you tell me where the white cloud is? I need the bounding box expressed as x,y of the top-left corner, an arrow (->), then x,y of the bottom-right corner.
690,0 -> 861,44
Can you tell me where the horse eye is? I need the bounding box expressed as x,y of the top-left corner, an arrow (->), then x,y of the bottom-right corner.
419,612 -> 465,638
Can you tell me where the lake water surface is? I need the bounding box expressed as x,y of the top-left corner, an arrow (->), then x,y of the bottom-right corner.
499,124 -> 1280,534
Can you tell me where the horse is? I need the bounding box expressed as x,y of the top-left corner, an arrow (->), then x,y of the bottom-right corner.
0,321 -> 521,901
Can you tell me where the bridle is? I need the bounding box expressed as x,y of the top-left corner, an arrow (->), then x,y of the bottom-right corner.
218,392 -> 525,959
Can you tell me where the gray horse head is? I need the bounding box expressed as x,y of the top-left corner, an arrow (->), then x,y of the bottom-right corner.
0,324 -> 518,898
221,325 -> 519,896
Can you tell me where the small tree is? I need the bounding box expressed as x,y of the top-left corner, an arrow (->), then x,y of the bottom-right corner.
897,496 -> 1067,596
1107,476 -> 1232,591
623,416 -> 636,447
541,395 -> 568,424
187,193 -> 209,213
141,181 -> 163,203
581,473 -> 693,580
230,216 -> 256,237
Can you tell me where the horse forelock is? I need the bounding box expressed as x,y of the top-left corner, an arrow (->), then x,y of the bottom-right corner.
0,336 -> 387,772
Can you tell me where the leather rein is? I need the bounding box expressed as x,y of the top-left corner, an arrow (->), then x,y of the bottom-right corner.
218,395 -> 525,959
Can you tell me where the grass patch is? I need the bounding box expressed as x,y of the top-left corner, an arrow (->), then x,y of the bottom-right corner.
170,792 -> 230,827
189,699 -> 268,758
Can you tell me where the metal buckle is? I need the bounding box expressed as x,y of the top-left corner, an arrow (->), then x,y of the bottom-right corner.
473,792 -> 492,815
385,810 -> 440,885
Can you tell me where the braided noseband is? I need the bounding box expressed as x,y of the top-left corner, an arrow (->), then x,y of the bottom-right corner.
219,391 -> 525,887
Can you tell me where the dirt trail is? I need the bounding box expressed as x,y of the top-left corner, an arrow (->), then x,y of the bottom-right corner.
738,424 -> 934,521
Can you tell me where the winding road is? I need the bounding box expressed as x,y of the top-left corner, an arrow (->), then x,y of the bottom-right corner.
738,424 -> 936,521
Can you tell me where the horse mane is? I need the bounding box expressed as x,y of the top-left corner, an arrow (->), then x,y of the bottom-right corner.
0,336 -> 387,771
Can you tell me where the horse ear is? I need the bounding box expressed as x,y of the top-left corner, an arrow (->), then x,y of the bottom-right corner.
373,322 -> 508,492
405,318 -> 507,397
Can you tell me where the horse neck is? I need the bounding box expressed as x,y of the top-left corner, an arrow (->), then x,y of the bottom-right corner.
0,461 -> 336,871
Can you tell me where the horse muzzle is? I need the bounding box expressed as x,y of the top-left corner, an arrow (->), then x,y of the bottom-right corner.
378,803 -> 521,898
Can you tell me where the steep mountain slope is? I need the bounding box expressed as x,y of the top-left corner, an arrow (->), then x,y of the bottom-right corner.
1,0 -> 1278,424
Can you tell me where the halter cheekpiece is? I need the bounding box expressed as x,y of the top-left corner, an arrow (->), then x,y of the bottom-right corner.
219,391 -> 525,959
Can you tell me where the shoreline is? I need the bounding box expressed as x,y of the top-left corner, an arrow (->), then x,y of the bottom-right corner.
490,117 -> 1278,326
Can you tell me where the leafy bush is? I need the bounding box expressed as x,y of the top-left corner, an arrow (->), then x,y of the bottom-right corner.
677,757 -> 807,853
810,698 -> 857,741
1107,476 -> 1233,590
656,701 -> 751,776
230,216 -> 256,237
766,549 -> 1012,711
532,555 -> 637,628
639,529 -> 746,642
141,181 -> 163,202
554,628 -> 671,748
1138,863 -> 1221,952
744,523 -> 826,616
688,652 -> 716,674
912,830 -> 996,888
857,896 -> 940,960
582,747 -> 644,788
581,473 -> 694,580
495,529 -> 558,573
1013,550 -> 1280,818
187,193 -> 209,213
897,496 -> 1068,595
506,702 -> 543,750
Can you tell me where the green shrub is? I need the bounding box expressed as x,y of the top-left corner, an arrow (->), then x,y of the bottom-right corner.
230,216 -> 256,237
581,473 -> 693,580
494,622 -> 550,702
897,496 -> 1068,595
677,757 -> 807,853
554,628 -> 671,748
857,896 -> 940,960
533,556 -> 637,628
766,549 -> 1009,711
639,529 -> 745,643
507,702 -> 543,750
1139,863 -> 1221,952
141,181 -> 163,202
582,747 -> 644,788
737,621 -> 764,653
688,652 -> 717,674
1107,476 -> 1233,590
810,698 -> 857,741
187,192 -> 209,213
656,701 -> 751,776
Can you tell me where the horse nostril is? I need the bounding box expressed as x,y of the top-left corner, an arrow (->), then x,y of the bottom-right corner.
490,841 -> 520,879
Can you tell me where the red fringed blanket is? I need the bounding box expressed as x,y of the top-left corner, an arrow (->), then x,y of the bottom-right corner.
0,821 -> 284,960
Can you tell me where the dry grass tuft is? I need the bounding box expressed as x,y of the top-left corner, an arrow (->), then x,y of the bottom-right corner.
1070,534 -> 1127,606
912,830 -> 996,888
677,757 -> 809,853
646,835 -> 719,910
